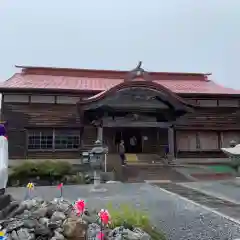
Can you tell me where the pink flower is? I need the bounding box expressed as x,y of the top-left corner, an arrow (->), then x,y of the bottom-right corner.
97,232 -> 104,240
98,209 -> 110,225
75,199 -> 86,215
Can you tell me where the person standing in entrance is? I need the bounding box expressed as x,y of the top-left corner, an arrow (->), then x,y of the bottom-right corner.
119,140 -> 126,166
130,136 -> 137,152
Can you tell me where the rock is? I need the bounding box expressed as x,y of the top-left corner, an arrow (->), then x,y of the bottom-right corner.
122,228 -> 145,240
35,224 -> 51,237
55,228 -> 63,233
21,199 -> 39,210
39,217 -> 49,226
17,228 -> 35,240
133,228 -> 151,240
48,220 -> 62,229
32,207 -> 48,219
87,223 -> 101,239
19,210 -> 32,219
35,236 -> 49,240
0,201 -> 20,219
6,219 -> 24,233
46,204 -> 57,218
108,226 -> 125,239
6,233 -> 13,240
57,200 -> 74,216
8,204 -> 26,218
22,218 -> 38,229
82,212 -> 97,224
110,228 -> 151,240
62,218 -> 77,238
51,211 -> 66,222
0,194 -> 13,211
57,202 -> 71,213
62,217 -> 87,239
53,230 -> 65,240
11,230 -> 19,240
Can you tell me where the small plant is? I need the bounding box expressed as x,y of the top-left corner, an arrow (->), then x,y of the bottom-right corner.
107,203 -> 166,240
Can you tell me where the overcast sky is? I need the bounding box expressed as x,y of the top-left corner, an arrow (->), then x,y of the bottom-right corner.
1,0 -> 240,88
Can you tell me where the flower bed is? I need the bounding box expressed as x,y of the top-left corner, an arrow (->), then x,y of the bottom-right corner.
8,161 -> 87,187
0,194 -> 166,239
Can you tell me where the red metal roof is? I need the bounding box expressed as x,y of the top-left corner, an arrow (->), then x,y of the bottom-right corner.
0,66 -> 239,95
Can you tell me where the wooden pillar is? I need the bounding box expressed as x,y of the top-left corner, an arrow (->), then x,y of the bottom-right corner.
97,119 -> 103,143
97,126 -> 103,143
168,126 -> 175,159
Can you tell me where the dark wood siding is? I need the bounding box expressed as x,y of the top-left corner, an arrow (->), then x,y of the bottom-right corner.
8,129 -> 27,159
2,103 -> 80,128
2,91 -> 240,160
175,108 -> 240,129
27,151 -> 80,159
2,101 -> 82,159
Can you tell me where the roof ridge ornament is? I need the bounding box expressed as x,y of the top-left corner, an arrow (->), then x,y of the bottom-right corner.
125,61 -> 151,81
135,61 -> 144,76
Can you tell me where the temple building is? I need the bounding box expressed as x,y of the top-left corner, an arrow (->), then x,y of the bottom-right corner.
0,63 -> 240,162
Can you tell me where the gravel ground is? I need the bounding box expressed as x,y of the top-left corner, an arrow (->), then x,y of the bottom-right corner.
7,183 -> 240,240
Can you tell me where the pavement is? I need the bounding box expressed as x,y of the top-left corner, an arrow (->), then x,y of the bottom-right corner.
6,182 -> 240,240
179,179 -> 240,205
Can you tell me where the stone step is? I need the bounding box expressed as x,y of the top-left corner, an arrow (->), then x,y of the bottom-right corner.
123,166 -> 188,182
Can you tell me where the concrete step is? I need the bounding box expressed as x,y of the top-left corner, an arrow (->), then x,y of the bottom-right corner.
136,154 -> 163,163
123,165 -> 189,182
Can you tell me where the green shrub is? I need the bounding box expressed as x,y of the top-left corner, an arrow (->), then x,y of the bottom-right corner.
107,203 -> 166,240
10,161 -> 73,179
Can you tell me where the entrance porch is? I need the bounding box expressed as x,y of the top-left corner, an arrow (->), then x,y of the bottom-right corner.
77,62 -> 195,162
103,127 -> 169,155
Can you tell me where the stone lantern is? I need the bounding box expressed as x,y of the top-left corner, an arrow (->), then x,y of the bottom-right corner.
89,140 -> 108,192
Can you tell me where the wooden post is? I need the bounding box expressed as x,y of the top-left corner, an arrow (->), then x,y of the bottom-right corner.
97,126 -> 103,143
168,127 -> 175,161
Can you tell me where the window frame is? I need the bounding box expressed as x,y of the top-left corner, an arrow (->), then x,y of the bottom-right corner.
54,131 -> 80,150
27,129 -> 80,151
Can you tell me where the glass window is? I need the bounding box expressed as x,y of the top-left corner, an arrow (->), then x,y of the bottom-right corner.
55,133 -> 80,150
27,130 -> 80,150
28,131 -> 53,150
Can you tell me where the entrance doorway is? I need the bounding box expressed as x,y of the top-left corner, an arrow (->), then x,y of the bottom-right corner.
122,128 -> 142,153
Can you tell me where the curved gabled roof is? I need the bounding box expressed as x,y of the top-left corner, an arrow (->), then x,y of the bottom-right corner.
78,80 -> 196,110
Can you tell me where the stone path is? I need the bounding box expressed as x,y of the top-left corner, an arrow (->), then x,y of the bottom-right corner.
175,166 -> 235,181
155,182 -> 240,221
179,179 -> 240,204
7,183 -> 240,240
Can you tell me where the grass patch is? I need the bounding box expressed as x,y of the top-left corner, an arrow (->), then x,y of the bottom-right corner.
107,203 -> 166,240
207,165 -> 235,173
